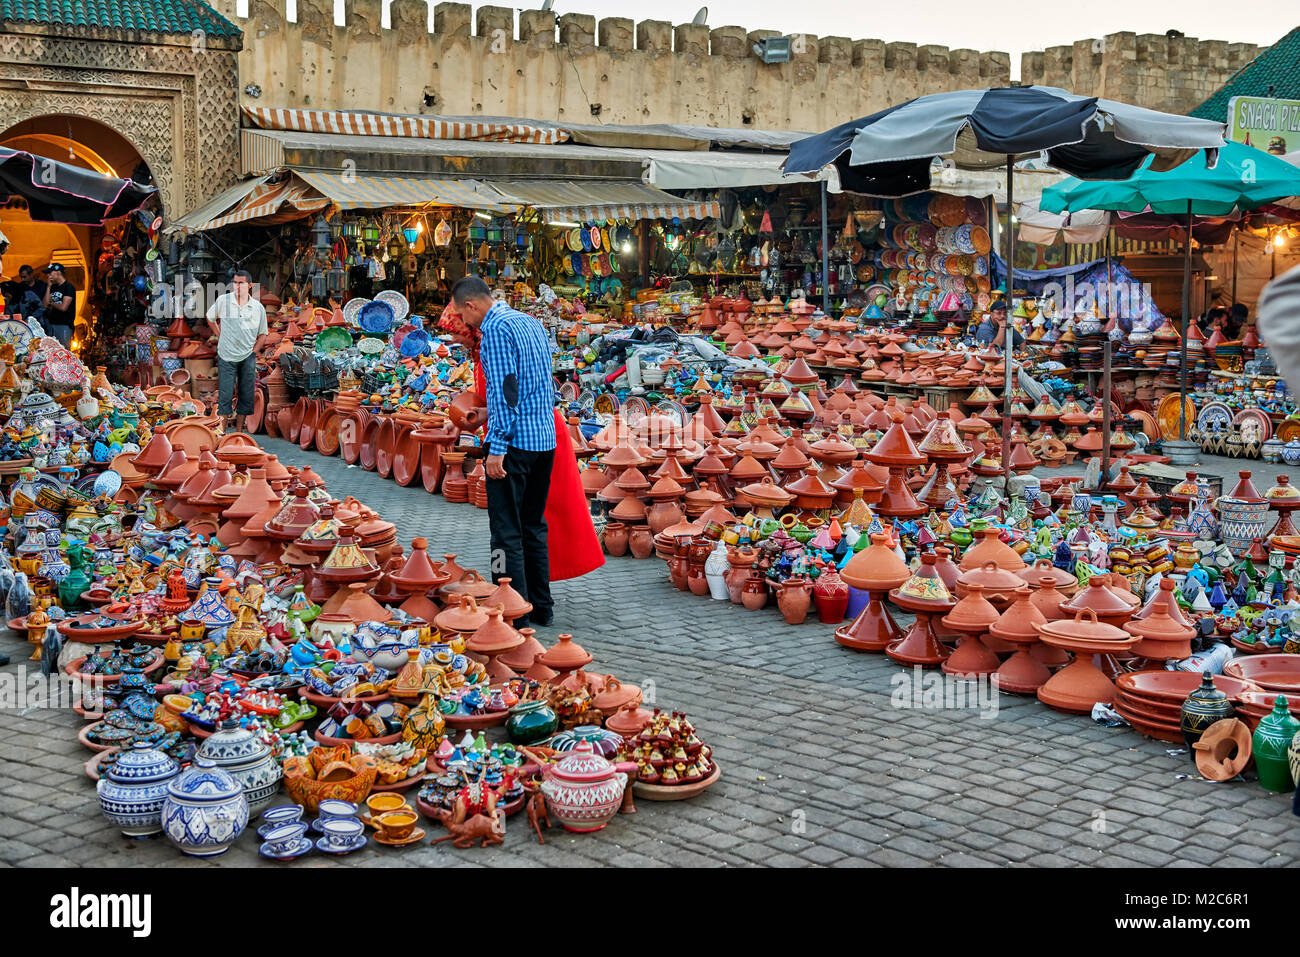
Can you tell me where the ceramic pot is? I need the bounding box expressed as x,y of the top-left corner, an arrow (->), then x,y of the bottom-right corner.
1217,497 -> 1270,558
1289,730 -> 1300,791
813,568 -> 850,624
1251,696 -> 1300,792
604,521 -> 629,557
538,741 -> 637,833
704,540 -> 730,600
160,757 -> 249,857
195,720 -> 283,813
97,741 -> 180,837
403,694 -> 446,750
506,699 -> 560,745
628,524 -> 654,560
669,536 -> 692,591
740,575 -> 768,610
1179,672 -> 1235,756
775,577 -> 813,625
725,548 -> 758,603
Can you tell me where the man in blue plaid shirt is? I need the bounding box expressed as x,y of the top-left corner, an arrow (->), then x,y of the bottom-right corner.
453,277 -> 557,627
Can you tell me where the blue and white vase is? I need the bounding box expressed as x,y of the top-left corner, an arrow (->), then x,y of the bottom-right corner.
160,758 -> 249,857
196,721 -> 282,814
1283,439 -> 1300,467
97,741 -> 180,837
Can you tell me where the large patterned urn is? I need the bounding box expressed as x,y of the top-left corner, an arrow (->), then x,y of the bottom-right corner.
196,720 -> 282,813
160,758 -> 249,856
96,741 -> 180,837
1216,496 -> 1270,558
538,741 -> 638,833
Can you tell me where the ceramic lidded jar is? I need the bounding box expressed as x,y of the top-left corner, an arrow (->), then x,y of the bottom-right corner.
539,740 -> 637,833
195,719 -> 282,813
160,757 -> 249,857
1178,673 -> 1234,756
505,698 -> 560,745
1251,696 -> 1300,793
97,741 -> 180,837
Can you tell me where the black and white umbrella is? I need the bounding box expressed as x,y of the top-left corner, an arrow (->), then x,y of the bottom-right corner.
783,86 -> 1226,195
0,147 -> 157,224
785,86 -> 1227,481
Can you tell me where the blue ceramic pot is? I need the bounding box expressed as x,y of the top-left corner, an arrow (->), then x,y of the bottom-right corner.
97,741 -> 180,837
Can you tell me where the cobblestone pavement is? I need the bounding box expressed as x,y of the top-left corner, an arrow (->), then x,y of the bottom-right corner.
1,442 -> 1296,868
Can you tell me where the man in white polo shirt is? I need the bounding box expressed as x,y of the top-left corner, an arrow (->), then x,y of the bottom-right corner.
206,269 -> 267,434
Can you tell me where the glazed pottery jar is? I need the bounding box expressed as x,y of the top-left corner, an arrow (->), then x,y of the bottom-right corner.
704,540 -> 730,600
1251,696 -> 1300,792
505,699 -> 559,745
538,740 -> 638,833
740,575 -> 768,610
1179,672 -> 1235,755
1216,496 -> 1271,558
403,693 -> 446,750
196,719 -> 283,813
97,741 -> 180,837
813,567 -> 850,624
160,757 -> 249,857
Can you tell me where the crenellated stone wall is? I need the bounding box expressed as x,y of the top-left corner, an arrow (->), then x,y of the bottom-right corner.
206,1 -> 1263,129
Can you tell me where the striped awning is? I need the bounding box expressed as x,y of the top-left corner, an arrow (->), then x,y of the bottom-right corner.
241,107 -> 568,145
290,168 -> 517,213
490,180 -> 718,223
202,177 -> 329,229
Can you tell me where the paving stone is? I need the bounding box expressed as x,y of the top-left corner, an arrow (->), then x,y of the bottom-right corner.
1,437 -> 1293,868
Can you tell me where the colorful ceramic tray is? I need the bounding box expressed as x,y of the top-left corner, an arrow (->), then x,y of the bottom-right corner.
1276,418 -> 1300,444
1232,407 -> 1272,443
315,325 -> 353,354
341,298 -> 368,326
1155,393 -> 1196,440
374,289 -> 409,323
1195,400 -> 1233,435
633,762 -> 721,801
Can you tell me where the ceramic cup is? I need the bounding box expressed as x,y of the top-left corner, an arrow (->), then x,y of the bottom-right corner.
264,822 -> 307,855
316,799 -> 358,821
261,804 -> 304,827
320,816 -> 364,849
376,810 -> 417,841
365,793 -> 409,817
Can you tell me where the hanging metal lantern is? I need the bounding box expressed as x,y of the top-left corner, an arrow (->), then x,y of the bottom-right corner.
386,233 -> 404,260
434,218 -> 452,247
312,215 -> 332,253
326,266 -> 347,294
188,234 -> 215,277
341,220 -> 360,240
311,269 -> 327,299
361,218 -> 380,244
403,226 -> 420,246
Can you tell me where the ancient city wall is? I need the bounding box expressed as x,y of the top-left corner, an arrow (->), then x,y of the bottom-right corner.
204,1 -> 1263,129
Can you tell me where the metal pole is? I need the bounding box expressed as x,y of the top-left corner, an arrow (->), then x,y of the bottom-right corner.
1178,199 -> 1193,440
1002,159 -> 1014,495
1232,230 -> 1239,304
820,181 -> 830,314
1101,228 -> 1113,488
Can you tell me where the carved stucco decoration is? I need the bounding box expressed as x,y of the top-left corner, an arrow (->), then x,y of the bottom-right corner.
0,33 -> 239,217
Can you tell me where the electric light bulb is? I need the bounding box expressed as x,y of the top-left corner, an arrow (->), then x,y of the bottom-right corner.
1276,233 -> 1287,248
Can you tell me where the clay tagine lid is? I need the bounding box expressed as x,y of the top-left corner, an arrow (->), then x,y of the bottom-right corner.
434,594 -> 490,634
485,577 -> 533,622
388,537 -> 451,591
538,633 -> 593,671
465,606 -> 524,656
841,532 -> 910,591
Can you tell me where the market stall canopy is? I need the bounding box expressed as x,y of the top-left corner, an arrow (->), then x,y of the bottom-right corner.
643,150 -> 833,190
488,180 -> 718,223
1014,197 -> 1242,246
930,163 -> 1066,204
240,107 -> 568,145
1040,141 -> 1300,217
783,86 -> 1226,197
0,147 -> 157,224
189,176 -> 328,230
290,168 -> 516,213
166,175 -> 272,234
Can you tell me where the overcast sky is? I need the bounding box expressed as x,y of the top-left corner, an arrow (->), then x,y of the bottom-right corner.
247,0 -> 1295,81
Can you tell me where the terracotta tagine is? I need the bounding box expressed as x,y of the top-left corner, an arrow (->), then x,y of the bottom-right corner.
1034,609 -> 1140,714
837,532 -> 910,651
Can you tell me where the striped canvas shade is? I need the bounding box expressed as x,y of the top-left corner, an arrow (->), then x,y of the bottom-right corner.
241,107 -> 567,145
490,180 -> 718,222
290,169 -> 518,213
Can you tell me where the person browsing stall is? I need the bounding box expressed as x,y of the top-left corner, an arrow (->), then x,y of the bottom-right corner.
40,263 -> 76,348
452,276 -> 557,628
206,269 -> 268,434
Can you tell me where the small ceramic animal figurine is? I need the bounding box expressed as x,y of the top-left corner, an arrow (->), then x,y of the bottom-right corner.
523,782 -> 551,845
429,810 -> 505,849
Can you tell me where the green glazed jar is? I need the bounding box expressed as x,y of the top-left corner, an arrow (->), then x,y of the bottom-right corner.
1251,696 -> 1300,792
505,699 -> 559,746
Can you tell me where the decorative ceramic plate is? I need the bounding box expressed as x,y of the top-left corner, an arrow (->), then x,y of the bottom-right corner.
1195,400 -> 1233,435
577,389 -> 596,417
655,399 -> 687,427
314,325 -> 352,354
1232,407 -> 1272,443
399,330 -> 431,358
1154,393 -> 1196,440
1277,418 -> 1300,444
357,337 -> 385,355
342,298 -> 368,326
622,395 -> 649,424
1128,410 -> 1158,441
358,300 -> 395,334
593,393 -> 618,416
374,289 -> 409,324
92,470 -> 122,498
0,318 -> 34,352
558,381 -> 578,402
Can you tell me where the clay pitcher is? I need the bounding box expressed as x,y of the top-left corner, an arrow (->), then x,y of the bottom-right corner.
740,575 -> 768,610
668,536 -> 692,591
725,547 -> 757,604
628,524 -> 654,560
604,521 -> 629,557
775,576 -> 813,625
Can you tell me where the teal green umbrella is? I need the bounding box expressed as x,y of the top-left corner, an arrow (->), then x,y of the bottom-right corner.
1039,141 -> 1300,215
1043,141 -> 1300,445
